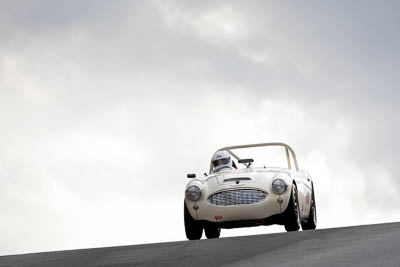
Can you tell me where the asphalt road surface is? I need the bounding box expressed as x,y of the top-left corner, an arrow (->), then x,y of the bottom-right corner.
1,222 -> 400,267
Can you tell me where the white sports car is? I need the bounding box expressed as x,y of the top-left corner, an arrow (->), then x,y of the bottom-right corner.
184,143 -> 316,240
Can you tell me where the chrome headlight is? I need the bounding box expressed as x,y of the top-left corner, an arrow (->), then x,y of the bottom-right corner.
272,179 -> 287,194
186,185 -> 202,201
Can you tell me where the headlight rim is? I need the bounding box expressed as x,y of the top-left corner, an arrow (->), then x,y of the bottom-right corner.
272,178 -> 288,195
186,185 -> 202,201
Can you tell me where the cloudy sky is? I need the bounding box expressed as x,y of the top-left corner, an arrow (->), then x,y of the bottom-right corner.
1,1 -> 400,255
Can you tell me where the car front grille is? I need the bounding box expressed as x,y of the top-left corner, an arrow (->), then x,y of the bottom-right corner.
208,189 -> 267,206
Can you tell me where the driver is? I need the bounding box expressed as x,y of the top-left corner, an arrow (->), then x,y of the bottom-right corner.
211,150 -> 234,173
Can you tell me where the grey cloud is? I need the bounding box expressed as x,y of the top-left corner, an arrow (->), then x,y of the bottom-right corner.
1,0 -> 400,254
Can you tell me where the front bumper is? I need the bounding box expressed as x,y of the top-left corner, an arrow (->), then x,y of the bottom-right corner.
185,186 -> 291,223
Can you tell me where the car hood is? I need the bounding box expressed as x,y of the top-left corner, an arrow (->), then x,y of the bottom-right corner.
202,168 -> 282,192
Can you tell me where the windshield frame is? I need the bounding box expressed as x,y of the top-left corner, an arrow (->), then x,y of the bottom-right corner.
209,142 -> 299,173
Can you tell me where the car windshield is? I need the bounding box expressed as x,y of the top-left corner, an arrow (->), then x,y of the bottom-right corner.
229,146 -> 292,170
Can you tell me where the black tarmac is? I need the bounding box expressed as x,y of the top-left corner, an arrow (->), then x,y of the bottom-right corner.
1,222 -> 399,267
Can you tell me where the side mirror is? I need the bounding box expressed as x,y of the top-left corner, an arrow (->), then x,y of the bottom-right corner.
187,173 -> 196,178
238,159 -> 254,164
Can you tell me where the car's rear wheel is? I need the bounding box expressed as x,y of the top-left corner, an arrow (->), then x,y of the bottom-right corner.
204,222 -> 221,239
301,184 -> 317,230
284,184 -> 301,232
184,202 -> 203,240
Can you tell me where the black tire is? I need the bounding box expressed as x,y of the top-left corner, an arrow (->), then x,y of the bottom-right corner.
284,184 -> 301,232
301,184 -> 317,230
204,222 -> 221,239
184,202 -> 203,240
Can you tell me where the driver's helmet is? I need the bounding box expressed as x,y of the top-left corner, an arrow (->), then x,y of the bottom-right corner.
211,150 -> 233,173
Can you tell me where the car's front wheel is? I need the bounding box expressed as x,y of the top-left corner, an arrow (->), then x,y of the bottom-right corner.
184,202 -> 203,240
204,222 -> 221,239
284,184 -> 301,232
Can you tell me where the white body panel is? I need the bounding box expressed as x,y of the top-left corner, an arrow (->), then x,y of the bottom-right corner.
185,167 -> 313,223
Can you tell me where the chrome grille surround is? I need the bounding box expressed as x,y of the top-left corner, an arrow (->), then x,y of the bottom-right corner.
208,189 -> 268,206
